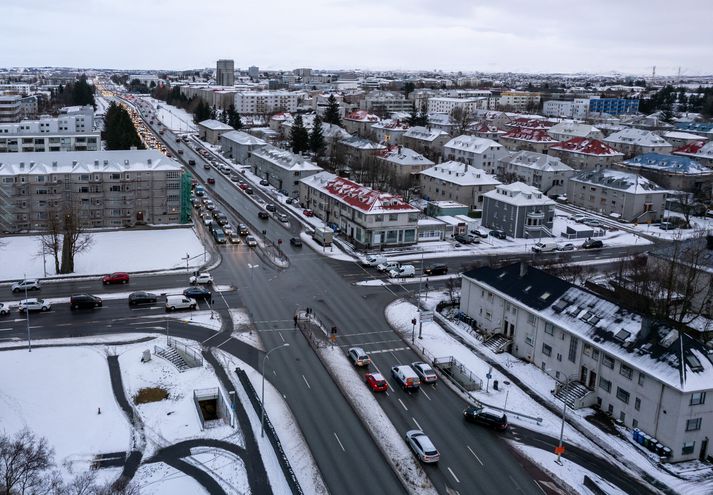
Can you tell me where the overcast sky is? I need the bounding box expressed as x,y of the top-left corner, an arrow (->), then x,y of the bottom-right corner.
2,0 -> 712,75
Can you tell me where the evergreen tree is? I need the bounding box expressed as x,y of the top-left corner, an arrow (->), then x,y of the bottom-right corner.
309,113 -> 325,156
234,112 -> 243,129
323,94 -> 341,126
407,104 -> 428,127
193,100 -> 211,123
103,102 -> 143,150
290,114 -> 309,154
210,105 -> 217,120
403,81 -> 415,98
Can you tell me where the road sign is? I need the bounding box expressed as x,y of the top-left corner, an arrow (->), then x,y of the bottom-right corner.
554,445 -> 565,455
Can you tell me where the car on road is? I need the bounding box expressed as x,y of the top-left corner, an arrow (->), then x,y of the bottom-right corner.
489,229 -> 507,240
362,254 -> 387,267
348,347 -> 371,367
207,177 -> 215,185
463,405 -> 508,431
582,238 -> 604,249
405,430 -> 440,463
290,237 -> 302,247
389,265 -> 416,278
557,243 -> 575,251
365,372 -> 388,392
189,273 -> 213,285
572,214 -> 588,223
223,225 -> 235,236
411,362 -> 438,383
303,209 -> 314,217
245,235 -> 257,247
377,261 -> 400,273
0,303 -> 10,316
203,215 -> 213,227
454,233 -> 478,244
18,298 -> 51,313
659,221 -> 675,230
228,233 -> 241,244
238,182 -> 248,190
188,159 -> 196,166
239,224 -> 249,236
203,163 -> 211,170
391,365 -> 420,391
583,218 -> 602,228
205,201 -> 215,211
11,279 -> 40,293
102,272 -> 129,285
277,213 -> 289,223
245,187 -> 254,195
423,264 -> 448,276
128,291 -> 158,306
165,295 -> 196,312
258,211 -> 269,219
531,241 -> 557,253
470,229 -> 488,238
183,286 -> 212,302
230,174 -> 240,182
259,179 -> 269,186
70,294 -> 102,310
265,203 -> 276,212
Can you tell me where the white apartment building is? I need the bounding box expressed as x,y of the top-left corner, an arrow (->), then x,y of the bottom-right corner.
233,91 -> 302,114
604,129 -> 674,159
442,135 -> 509,174
547,122 -> 604,142
0,95 -> 22,123
460,263 -> 713,463
419,161 -> 501,211
498,92 -> 541,112
248,145 -> 323,198
497,151 -> 574,197
0,110 -> 99,153
427,97 -> 488,115
542,98 -> 591,119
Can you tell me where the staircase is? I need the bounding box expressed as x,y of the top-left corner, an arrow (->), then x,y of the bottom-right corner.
483,334 -> 512,354
554,380 -> 591,408
154,345 -> 190,372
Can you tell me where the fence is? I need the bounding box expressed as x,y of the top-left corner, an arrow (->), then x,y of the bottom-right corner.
168,336 -> 203,368
433,356 -> 483,391
235,368 -> 303,495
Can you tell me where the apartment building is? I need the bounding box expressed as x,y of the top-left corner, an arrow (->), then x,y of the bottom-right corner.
499,127 -> 561,154
234,91 -> 302,114
362,91 -> 413,114
442,135 -> 508,174
216,59 -> 235,87
604,128 -> 673,159
547,122 -> 604,142
419,161 -> 501,212
401,126 -> 451,161
375,146 -> 434,181
497,151 -> 574,197
299,171 -> 419,249
197,119 -> 234,144
219,130 -> 267,164
248,145 -> 322,198
618,153 -> 713,196
498,91 -> 541,112
460,263 -> 713,463
0,95 -> 22,123
343,110 -> 381,135
589,98 -> 639,116
370,119 -> 410,144
674,141 -> 713,167
542,98 -> 591,119
0,150 -> 184,232
427,97 -> 488,115
549,138 -> 625,170
0,110 -> 99,153
565,169 -> 668,222
481,182 -> 555,238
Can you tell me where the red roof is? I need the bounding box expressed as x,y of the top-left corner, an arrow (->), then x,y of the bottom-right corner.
674,141 -> 705,155
507,118 -> 554,130
345,110 -> 380,123
502,127 -> 559,143
323,176 -> 415,213
550,137 -> 622,156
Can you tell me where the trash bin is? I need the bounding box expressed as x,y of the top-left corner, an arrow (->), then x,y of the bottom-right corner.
640,433 -> 649,447
648,438 -> 658,452
493,380 -> 499,390
662,447 -> 672,460
656,443 -> 664,456
632,428 -> 641,442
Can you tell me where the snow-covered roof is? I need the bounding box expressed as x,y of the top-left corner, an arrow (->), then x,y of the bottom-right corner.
506,118 -> 554,130
339,136 -> 386,151
198,119 -> 233,131
0,150 -> 182,175
662,131 -> 707,141
501,127 -> 560,144
403,126 -> 449,142
377,146 -> 434,167
673,141 -> 713,160
344,110 -> 380,123
444,135 -> 503,154
550,137 -> 624,157
547,122 -> 602,138
624,153 -> 712,175
251,145 -> 322,172
484,181 -> 555,206
420,161 -> 501,186
570,168 -> 666,193
371,119 -> 409,131
220,130 -> 267,146
500,151 -> 573,172
302,171 -> 419,214
674,122 -> 713,135
604,128 -> 672,147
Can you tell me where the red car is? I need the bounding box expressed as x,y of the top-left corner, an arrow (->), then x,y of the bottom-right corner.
102,272 -> 129,285
207,177 -> 216,184
303,209 -> 314,217
238,183 -> 249,190
365,372 -> 388,392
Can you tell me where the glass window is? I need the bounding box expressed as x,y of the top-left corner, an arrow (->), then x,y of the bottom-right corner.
686,418 -> 702,431
634,397 -> 641,411
544,323 -> 554,335
638,373 -> 645,386
616,387 -> 630,404
542,343 -> 552,357
602,355 -> 614,369
691,392 -> 706,406
682,441 -> 696,455
620,364 -> 633,380
599,378 -> 611,393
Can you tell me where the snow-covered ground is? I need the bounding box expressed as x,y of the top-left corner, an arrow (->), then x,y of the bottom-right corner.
152,310 -> 222,332
140,96 -> 197,133
0,228 -> 208,281
188,450 -> 249,495
133,462 -> 208,495
229,308 -> 264,351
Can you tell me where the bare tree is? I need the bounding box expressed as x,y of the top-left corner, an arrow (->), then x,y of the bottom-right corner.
60,205 -> 93,274
39,213 -> 62,275
449,107 -> 474,136
0,428 -> 54,495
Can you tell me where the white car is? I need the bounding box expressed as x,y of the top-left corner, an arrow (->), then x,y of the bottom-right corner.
348,347 -> 371,367
246,236 -> 257,247
377,261 -> 400,273
405,430 -> 440,463
412,362 -> 438,383
0,303 -> 10,316
18,298 -> 51,312
389,265 -> 416,278
11,279 -> 40,293
189,273 -> 213,285
165,296 -> 196,312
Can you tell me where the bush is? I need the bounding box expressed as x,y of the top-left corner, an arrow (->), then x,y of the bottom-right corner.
133,387 -> 169,404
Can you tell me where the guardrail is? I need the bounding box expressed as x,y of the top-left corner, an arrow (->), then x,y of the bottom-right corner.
167,336 -> 203,368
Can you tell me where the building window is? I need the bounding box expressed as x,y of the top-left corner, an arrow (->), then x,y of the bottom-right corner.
686,418 -> 702,431
388,214 -> 398,221
682,441 -> 696,455
543,323 -> 554,336
616,387 -> 630,404
690,392 -> 706,406
638,373 -> 645,386
634,397 -> 641,411
542,343 -> 552,356
632,419 -> 638,429
599,378 -> 611,393
485,311 -> 492,321
602,355 -> 614,369
583,344 -> 592,357
620,364 -> 633,380
556,353 -> 562,362
527,313 -> 536,325
592,349 -> 600,360
568,336 -> 578,363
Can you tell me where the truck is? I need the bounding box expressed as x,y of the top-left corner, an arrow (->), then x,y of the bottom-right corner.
312,227 -> 333,247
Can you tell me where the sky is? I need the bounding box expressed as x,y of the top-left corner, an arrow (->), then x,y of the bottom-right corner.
2,0 -> 712,75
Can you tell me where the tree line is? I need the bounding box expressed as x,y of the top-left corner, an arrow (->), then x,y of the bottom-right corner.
103,102 -> 144,150
639,85 -> 713,117
52,74 -> 95,108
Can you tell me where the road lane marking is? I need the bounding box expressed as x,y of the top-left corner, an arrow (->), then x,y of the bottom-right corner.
448,467 -> 460,483
0,328 -> 15,332
398,398 -> 408,411
215,337 -> 232,348
333,432 -> 345,452
421,389 -> 432,401
279,333 -> 285,342
302,375 -> 311,390
467,445 -> 484,466
412,417 -> 422,430
56,323 -> 72,327
509,475 -> 524,494
533,480 -> 547,495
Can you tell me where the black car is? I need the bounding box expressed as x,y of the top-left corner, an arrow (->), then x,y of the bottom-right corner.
286,198 -> 295,205
258,211 -> 269,219
463,406 -> 508,431
245,187 -> 254,195
70,294 -> 102,310
290,237 -> 303,247
188,159 -> 196,166
128,291 -> 158,306
259,179 -> 269,186
423,264 -> 448,276
582,238 -> 604,249
265,203 -> 276,212
454,234 -> 473,244
203,164 -> 211,170
183,286 -> 212,302
489,230 -> 507,240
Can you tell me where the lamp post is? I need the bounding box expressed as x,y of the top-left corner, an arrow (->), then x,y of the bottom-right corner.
24,273 -> 31,352
261,343 -> 290,437
545,368 -> 571,465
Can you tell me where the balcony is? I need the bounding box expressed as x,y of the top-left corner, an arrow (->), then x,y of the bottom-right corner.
527,210 -> 545,220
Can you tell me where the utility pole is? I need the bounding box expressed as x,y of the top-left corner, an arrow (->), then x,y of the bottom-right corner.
24,273 -> 31,352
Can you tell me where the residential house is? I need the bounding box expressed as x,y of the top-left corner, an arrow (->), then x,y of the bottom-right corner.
401,126 -> 451,162
618,153 -> 713,197
661,131 -> 707,148
673,122 -> 713,140
472,122 -> 506,142
219,130 -> 267,164
499,127 -> 561,154
673,141 -> 713,167
375,146 -> 434,182
419,161 -> 501,212
497,151 -> 574,197
442,135 -> 508,174
371,119 -> 410,144
549,138 -> 625,170
343,110 -> 380,136
547,122 -> 604,142
197,119 -> 234,144
337,136 -> 387,176
482,182 -> 555,238
247,145 -> 323,198
604,129 -> 673,159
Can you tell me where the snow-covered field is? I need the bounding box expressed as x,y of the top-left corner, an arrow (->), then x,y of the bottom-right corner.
133,462 -> 207,495
0,228 -> 208,281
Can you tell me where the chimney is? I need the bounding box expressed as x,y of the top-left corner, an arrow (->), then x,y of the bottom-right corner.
519,261 -> 528,278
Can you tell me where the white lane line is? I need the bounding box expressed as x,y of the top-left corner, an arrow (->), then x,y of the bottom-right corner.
56,323 -> 72,327
421,389 -> 432,401
333,432 -> 346,452
412,417 -> 422,430
0,328 -> 15,332
279,332 -> 285,342
215,337 -> 232,348
509,475 -> 523,493
467,445 -> 484,466
201,333 -> 222,344
302,375 -> 311,390
447,467 -> 460,483
534,480 -> 547,495
398,398 -> 408,411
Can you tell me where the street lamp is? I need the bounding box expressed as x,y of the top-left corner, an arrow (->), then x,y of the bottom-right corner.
261,343 -> 290,437
24,273 -> 31,352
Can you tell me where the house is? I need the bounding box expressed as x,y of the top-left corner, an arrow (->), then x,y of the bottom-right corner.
499,127 -> 561,154
604,128 -> 673,159
504,118 -> 554,131
442,135 -> 508,174
588,98 -> 639,115
342,110 -> 380,136
565,169 -> 668,222
497,151 -> 574,197
618,153 -> 713,197
459,263 -> 713,463
482,182 -> 555,238
542,99 -> 591,119
336,136 -> 387,174
219,130 -> 267,164
419,161 -> 501,212
548,137 -> 625,170
375,146 -> 434,181
247,145 -> 323,198
673,141 -> 713,167
498,91 -> 541,112
472,122 -> 507,142
0,111 -> 100,153
661,131 -> 707,148
401,126 -> 451,161
299,171 -> 419,249
370,119 -> 410,144
547,122 -> 604,142
278,114 -> 351,157
197,119 -> 234,144
673,122 -> 713,140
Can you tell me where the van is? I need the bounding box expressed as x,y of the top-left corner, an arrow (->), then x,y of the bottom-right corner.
391,365 -> 420,391
165,296 -> 196,312
389,265 -> 416,278
362,255 -> 387,267
532,241 -> 557,253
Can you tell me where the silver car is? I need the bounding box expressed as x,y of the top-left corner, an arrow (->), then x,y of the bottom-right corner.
405,430 -> 440,463
18,298 -> 51,312
11,279 -> 40,293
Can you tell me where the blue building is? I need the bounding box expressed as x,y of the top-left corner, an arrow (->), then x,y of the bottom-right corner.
589,98 -> 639,115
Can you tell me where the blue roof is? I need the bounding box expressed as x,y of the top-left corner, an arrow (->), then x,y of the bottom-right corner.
674,122 -> 713,133
625,152 -> 712,174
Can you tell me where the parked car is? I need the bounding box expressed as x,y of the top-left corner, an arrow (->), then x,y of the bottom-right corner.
362,255 -> 387,267
583,218 -> 602,228
365,372 -> 388,392
470,229 -> 488,238
348,347 -> 371,367
0,303 -> 11,316
377,261 -> 400,273
303,209 -> 314,217
405,430 -> 440,463
128,291 -> 158,306
183,286 -> 212,302
389,265 -> 416,278
102,272 -> 129,285
411,362 -> 438,383
659,221 -> 675,230
557,243 -> 575,251
18,298 -> 51,313
238,182 -> 249,190
454,233 -> 475,244
207,177 -> 216,185
423,264 -> 448,276
258,211 -> 270,219
290,237 -> 302,247
582,238 -> 604,249
463,406 -> 508,431
259,179 -> 269,186
203,163 -> 211,170
245,187 -> 254,195
391,365 -> 420,391
489,230 -> 507,240
246,236 -> 258,247
70,294 -> 102,310
165,295 -> 196,312
285,197 -> 295,205
265,203 -> 276,212
532,241 -> 557,253
11,279 -> 40,293
189,273 -> 213,285
572,214 -> 588,223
